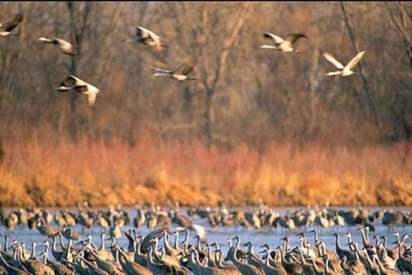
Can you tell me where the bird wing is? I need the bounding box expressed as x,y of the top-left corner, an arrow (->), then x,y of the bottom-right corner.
178,65 -> 194,76
263,32 -> 284,44
173,57 -> 197,75
137,26 -> 160,41
0,14 -> 23,32
136,26 -> 164,51
87,88 -> 99,107
68,75 -> 88,86
151,67 -> 172,74
136,26 -> 150,39
73,85 -> 88,94
345,51 -> 365,70
284,33 -> 307,45
140,226 -> 170,253
323,52 -> 345,69
59,75 -> 78,89
142,27 -> 160,40
190,224 -> 208,243
53,38 -> 69,46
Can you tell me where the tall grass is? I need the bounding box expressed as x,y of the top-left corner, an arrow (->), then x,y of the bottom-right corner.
0,133 -> 411,207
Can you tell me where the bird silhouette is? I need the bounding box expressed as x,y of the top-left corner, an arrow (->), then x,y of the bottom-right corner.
323,51 -> 366,77
123,25 -> 168,51
260,32 -> 308,52
57,75 -> 100,107
151,56 -> 198,81
36,37 -> 75,56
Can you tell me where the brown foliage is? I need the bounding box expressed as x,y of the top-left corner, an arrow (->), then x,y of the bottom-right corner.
0,132 -> 411,207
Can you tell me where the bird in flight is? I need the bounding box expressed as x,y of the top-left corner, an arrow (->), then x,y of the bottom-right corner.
123,26 -> 168,51
322,51 -> 366,77
57,75 -> 100,107
37,37 -> 75,56
151,57 -> 198,81
260,32 -> 308,53
0,13 -> 23,37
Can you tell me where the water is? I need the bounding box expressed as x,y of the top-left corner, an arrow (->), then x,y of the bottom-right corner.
1,205 -> 412,258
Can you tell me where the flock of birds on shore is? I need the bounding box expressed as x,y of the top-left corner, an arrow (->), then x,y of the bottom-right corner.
1,11 -> 367,108
0,202 -> 411,274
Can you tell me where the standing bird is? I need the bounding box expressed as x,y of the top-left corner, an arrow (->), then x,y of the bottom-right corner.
123,25 -> 167,51
151,57 -> 198,81
260,32 -> 308,52
36,219 -> 60,238
36,37 -> 75,56
57,75 -> 100,107
0,13 -> 23,37
322,51 -> 366,77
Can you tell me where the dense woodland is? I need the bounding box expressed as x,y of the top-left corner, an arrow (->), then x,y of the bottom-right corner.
0,2 -> 412,207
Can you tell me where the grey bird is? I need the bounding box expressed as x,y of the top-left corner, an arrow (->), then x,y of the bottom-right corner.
36,37 -> 75,56
123,25 -> 168,51
260,32 -> 308,52
151,57 -> 198,81
323,51 -> 366,77
57,75 -> 100,107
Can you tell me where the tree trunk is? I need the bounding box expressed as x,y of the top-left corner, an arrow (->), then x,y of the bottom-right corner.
340,2 -> 380,128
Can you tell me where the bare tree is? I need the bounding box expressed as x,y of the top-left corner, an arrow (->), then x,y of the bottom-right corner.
374,2 -> 412,166
155,3 -> 253,146
340,2 -> 380,128
64,2 -> 92,138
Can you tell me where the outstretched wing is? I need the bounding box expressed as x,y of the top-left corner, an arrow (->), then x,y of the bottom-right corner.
140,226 -> 170,254
137,26 -> 160,40
174,57 -> 197,75
136,26 -> 163,50
136,26 -> 150,39
263,32 -> 284,44
151,67 -> 172,74
74,85 -> 88,94
0,14 -> 23,32
345,51 -> 365,70
87,91 -> 97,107
284,33 -> 307,45
323,52 -> 345,70
68,75 -> 89,86
58,75 -> 77,89
178,65 -> 194,76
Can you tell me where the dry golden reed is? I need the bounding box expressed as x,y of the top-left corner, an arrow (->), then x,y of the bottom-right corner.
0,135 -> 411,207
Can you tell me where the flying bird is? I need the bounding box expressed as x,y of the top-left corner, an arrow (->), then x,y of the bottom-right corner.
0,13 -> 23,37
260,32 -> 308,52
151,57 -> 198,81
323,51 -> 366,77
57,75 -> 100,107
37,37 -> 75,56
123,26 -> 167,51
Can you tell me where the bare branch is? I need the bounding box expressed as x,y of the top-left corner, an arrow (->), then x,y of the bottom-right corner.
340,2 -> 379,128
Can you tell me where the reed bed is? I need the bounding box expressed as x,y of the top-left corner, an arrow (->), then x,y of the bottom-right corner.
0,134 -> 411,207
